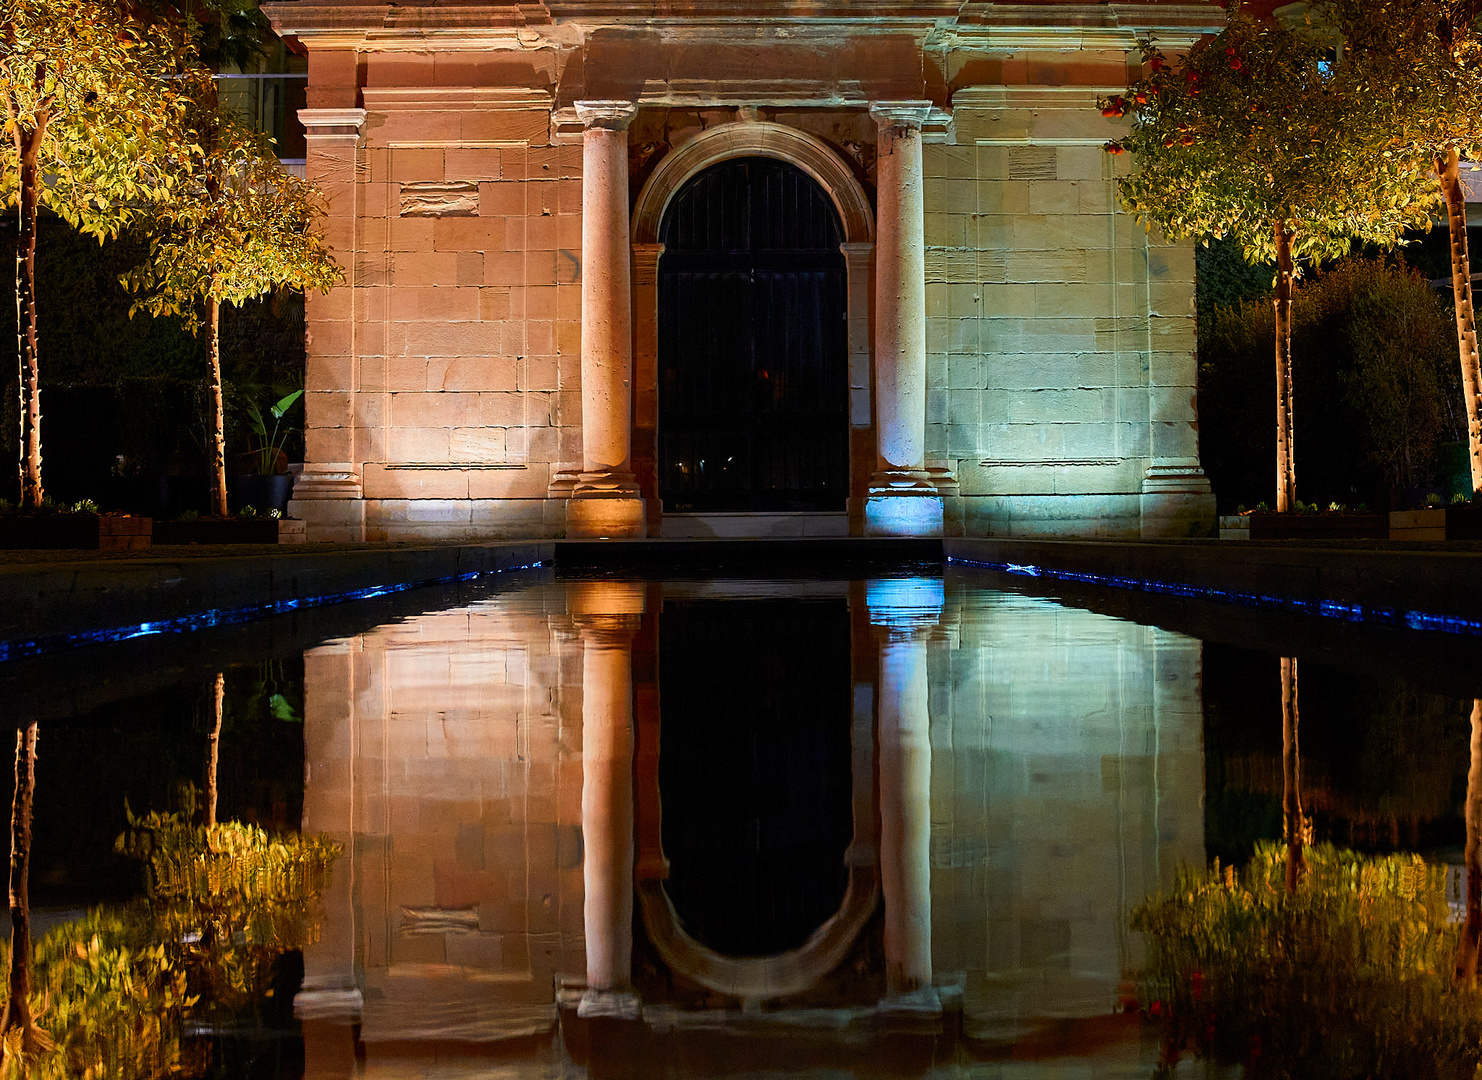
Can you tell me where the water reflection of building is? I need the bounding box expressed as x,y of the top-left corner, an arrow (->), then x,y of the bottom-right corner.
297,573 -> 1203,1075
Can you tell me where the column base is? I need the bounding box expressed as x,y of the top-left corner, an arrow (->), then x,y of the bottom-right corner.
287,465 -> 366,542
577,988 -> 642,1020
567,495 -> 648,538
1140,458 -> 1216,539
865,492 -> 943,537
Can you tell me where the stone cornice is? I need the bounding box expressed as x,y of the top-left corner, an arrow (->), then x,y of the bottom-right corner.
265,2 -> 1223,46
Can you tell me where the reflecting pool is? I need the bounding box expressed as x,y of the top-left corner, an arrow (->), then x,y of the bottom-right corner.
7,563 -> 1482,1078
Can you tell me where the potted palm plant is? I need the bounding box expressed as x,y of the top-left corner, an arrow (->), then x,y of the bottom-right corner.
229,389 -> 301,516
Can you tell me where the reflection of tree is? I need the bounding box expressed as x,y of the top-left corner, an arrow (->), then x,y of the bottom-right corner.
0,794 -> 336,1076
1457,700 -> 1482,984
1281,657 -> 1304,892
0,723 -> 43,1059
1133,843 -> 1482,1078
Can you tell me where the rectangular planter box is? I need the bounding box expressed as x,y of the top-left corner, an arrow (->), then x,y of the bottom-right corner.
1218,515 -> 1250,540
98,515 -> 152,551
152,518 -> 281,545
1390,506 -> 1482,541
0,514 -> 151,550
1241,512 -> 1390,541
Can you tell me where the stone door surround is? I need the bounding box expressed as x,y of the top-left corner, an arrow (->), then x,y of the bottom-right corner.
566,106 -> 943,538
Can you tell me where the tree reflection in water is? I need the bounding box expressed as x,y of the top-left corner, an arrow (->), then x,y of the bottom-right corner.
0,794 -> 336,1079
1134,842 -> 1482,1077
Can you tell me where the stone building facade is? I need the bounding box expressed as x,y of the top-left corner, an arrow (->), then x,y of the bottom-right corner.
263,1 -> 1222,540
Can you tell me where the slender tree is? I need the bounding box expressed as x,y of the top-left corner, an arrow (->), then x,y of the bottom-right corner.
1,0 -> 196,506
1327,0 -> 1482,495
123,85 -> 339,517
1102,2 -> 1439,511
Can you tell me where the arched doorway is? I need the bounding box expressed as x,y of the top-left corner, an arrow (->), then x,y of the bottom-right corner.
657,157 -> 850,513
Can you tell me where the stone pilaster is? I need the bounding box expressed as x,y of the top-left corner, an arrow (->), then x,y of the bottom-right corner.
568,100 -> 646,539
867,576 -> 944,1011
867,102 -> 942,538
569,582 -> 645,1018
295,642 -> 362,1025
291,108 -> 367,541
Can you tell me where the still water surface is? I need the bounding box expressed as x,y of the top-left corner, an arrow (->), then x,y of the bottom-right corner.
10,564 -> 1482,1078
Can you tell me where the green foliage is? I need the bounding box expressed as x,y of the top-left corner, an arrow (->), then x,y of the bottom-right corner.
121,88 -> 341,327
1199,258 -> 1461,509
1133,842 -> 1482,1079
1325,0 -> 1482,168
1103,3 -> 1439,267
0,799 -> 337,1077
245,389 -> 302,477
1,0 -> 199,239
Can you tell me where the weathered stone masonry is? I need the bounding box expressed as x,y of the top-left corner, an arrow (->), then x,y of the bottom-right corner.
265,2 -> 1221,541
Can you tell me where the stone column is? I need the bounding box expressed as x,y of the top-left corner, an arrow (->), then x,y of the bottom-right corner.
570,581 -> 645,1018
291,108 -> 367,542
867,577 -> 944,1011
867,102 -> 942,538
568,100 -> 646,539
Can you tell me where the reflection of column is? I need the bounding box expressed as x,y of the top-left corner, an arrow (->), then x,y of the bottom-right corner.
867,102 -> 942,539
571,582 -> 645,1018
568,100 -> 646,539
868,577 -> 944,1009
291,108 -> 367,543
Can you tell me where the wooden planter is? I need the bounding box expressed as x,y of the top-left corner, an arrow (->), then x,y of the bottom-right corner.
1389,506 -> 1482,541
0,514 -> 152,551
1223,512 -> 1390,541
152,517 -> 281,545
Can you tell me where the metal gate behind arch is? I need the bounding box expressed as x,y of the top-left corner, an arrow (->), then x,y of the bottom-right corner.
657,157 -> 848,513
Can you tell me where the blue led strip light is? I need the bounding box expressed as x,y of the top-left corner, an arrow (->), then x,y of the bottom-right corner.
0,561 -> 547,664
946,555 -> 1482,637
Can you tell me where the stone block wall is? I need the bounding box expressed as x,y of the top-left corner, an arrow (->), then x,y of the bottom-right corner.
924,88 -> 1207,538
348,81 -> 583,540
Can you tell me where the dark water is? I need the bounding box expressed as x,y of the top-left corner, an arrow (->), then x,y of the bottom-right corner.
6,563 -> 1482,1078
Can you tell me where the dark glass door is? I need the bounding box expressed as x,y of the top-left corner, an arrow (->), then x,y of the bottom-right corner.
658,157 -> 849,513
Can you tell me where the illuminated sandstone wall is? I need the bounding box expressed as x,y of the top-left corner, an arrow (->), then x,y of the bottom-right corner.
929,582 -> 1205,1040
271,4 -> 1222,541
925,93 -> 1206,538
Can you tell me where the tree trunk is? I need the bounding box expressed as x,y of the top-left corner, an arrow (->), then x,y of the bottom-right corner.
205,672 -> 223,829
1273,223 -> 1297,513
1437,150 -> 1482,496
1457,699 -> 1482,983
1,724 -> 38,1051
14,117 -> 46,510
1281,656 -> 1304,893
207,298 -> 228,517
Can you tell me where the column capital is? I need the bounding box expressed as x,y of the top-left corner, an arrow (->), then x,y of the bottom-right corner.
576,99 -> 638,131
297,108 -> 367,137
870,101 -> 933,131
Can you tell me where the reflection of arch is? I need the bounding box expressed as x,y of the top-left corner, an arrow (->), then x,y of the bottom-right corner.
637,868 -> 878,1001
632,122 -> 874,245
634,582 -> 879,1000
